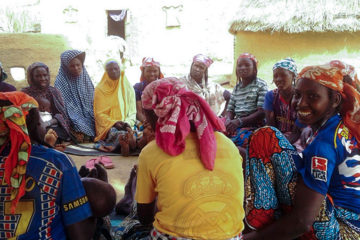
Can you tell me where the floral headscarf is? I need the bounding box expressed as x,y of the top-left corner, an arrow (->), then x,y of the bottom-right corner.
298,61 -> 360,142
140,57 -> 164,82
141,77 -> 225,170
193,54 -> 213,68
273,58 -> 297,77
0,91 -> 38,213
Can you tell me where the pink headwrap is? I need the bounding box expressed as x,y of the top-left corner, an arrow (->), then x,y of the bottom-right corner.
193,54 -> 213,68
140,57 -> 160,70
141,77 -> 226,170
139,57 -> 163,82
298,61 -> 360,142
237,52 -> 258,67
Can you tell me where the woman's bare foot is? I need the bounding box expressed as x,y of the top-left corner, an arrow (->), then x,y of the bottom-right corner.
126,127 -> 136,151
44,129 -> 58,147
119,134 -> 130,157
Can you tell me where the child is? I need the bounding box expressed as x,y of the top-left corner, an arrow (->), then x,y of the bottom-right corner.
226,53 -> 268,156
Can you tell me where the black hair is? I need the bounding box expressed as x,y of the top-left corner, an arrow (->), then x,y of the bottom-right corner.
236,58 -> 257,83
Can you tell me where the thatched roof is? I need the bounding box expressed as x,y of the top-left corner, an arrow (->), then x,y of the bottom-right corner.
229,0 -> 360,34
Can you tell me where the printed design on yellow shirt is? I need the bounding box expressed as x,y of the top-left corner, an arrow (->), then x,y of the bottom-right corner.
175,170 -> 240,238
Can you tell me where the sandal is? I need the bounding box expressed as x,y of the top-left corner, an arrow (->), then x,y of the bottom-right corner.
85,158 -> 99,170
98,156 -> 115,169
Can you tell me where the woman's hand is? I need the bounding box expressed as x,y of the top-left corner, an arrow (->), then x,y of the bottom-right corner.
226,118 -> 241,136
114,121 -> 130,130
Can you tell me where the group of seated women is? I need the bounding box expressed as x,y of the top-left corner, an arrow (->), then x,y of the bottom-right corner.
1,48 -> 360,239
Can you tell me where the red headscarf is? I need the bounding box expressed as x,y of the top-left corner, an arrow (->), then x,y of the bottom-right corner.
298,61 -> 360,142
141,77 -> 226,170
140,57 -> 164,82
193,54 -> 213,68
237,52 -> 258,67
0,91 -> 38,213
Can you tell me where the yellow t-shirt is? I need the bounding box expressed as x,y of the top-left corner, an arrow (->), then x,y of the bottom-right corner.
135,132 -> 245,239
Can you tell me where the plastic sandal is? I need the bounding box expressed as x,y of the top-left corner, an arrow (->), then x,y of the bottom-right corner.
98,156 -> 115,169
85,158 -> 99,170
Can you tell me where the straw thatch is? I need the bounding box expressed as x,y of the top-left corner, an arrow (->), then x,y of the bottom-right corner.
229,0 -> 360,34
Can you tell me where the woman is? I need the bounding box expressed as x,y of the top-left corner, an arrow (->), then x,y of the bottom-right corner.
133,57 -> 164,123
181,54 -> 230,116
54,50 -> 95,142
94,60 -> 136,155
0,61 -> 16,92
0,91 -> 93,239
264,58 -> 301,143
135,78 -> 245,239
226,53 -> 268,156
244,61 -> 360,239
22,62 -> 71,143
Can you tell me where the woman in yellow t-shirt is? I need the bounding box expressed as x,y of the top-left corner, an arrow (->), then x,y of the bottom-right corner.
135,77 -> 245,239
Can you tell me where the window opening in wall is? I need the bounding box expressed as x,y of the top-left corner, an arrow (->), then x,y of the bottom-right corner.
10,67 -> 26,81
107,10 -> 127,39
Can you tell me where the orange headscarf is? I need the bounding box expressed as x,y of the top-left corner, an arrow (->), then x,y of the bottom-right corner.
298,61 -> 360,142
0,91 -> 38,213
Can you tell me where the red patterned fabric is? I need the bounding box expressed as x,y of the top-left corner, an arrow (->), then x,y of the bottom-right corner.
298,61 -> 360,142
0,91 -> 38,213
141,77 -> 225,170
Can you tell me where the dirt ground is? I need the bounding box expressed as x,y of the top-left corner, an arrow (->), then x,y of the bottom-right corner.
70,154 -> 138,203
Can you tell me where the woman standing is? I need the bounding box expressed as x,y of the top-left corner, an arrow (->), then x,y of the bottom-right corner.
55,50 -> 95,142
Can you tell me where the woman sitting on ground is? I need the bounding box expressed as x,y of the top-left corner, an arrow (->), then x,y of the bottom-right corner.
133,57 -> 164,123
244,61 -> 360,239
54,50 -> 96,142
0,91 -> 115,240
181,54 -> 231,116
0,61 -> 16,92
22,62 -> 71,143
226,53 -> 268,156
264,58 -> 305,144
135,77 -> 245,239
94,59 -> 137,156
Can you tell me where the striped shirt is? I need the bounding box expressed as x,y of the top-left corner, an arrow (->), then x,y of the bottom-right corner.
227,78 -> 268,117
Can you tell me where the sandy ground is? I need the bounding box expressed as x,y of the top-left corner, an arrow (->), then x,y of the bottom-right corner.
70,154 -> 138,203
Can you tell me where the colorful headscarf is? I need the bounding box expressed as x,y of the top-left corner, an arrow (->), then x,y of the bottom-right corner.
298,61 -> 360,142
0,91 -> 38,213
54,50 -> 95,137
237,52 -> 258,67
193,54 -> 213,68
272,58 -> 297,77
94,60 -> 136,141
140,57 -> 164,82
141,77 -> 226,170
0,62 -> 8,82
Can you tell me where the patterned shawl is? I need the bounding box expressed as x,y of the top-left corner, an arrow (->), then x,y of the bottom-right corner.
298,61 -> 360,142
54,50 -> 95,137
22,62 -> 70,135
141,77 -> 225,170
0,91 -> 38,213
94,60 -> 136,141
